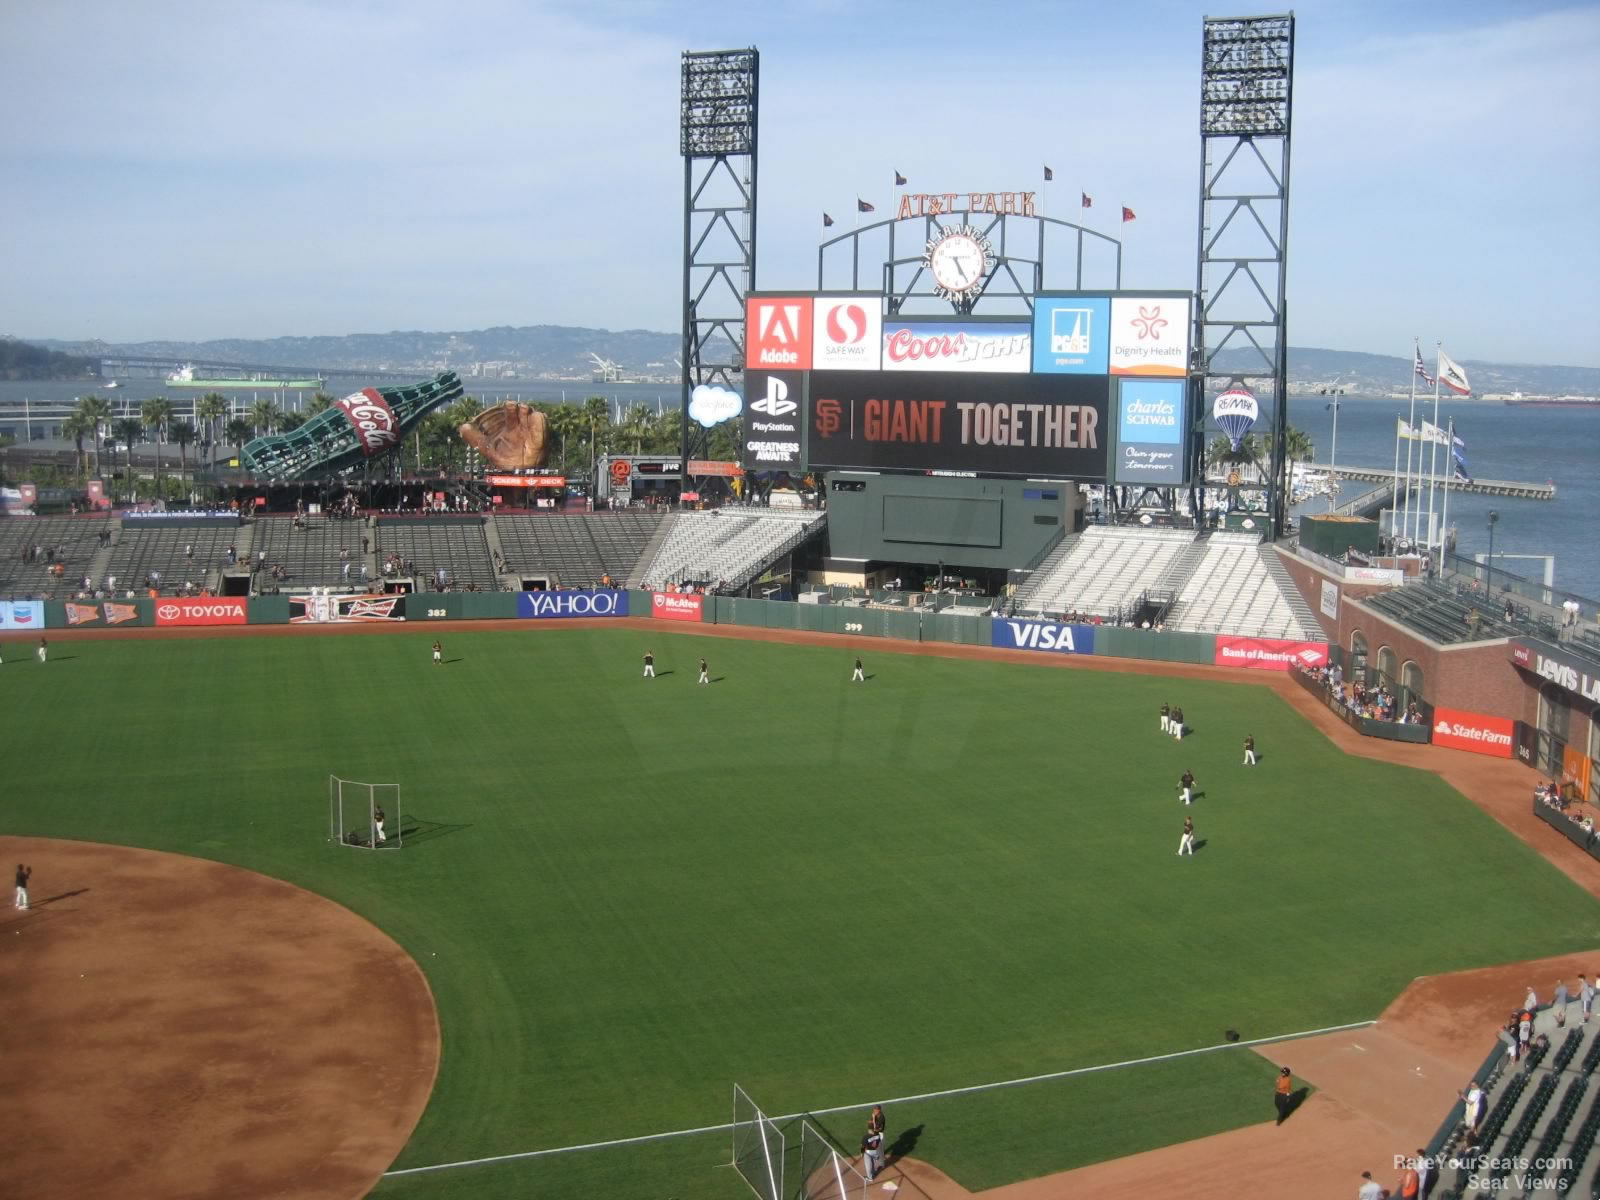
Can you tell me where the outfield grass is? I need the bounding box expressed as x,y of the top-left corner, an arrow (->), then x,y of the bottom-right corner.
4,627 -> 1599,1197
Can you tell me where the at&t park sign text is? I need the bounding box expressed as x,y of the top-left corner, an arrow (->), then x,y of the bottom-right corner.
895,191 -> 1037,220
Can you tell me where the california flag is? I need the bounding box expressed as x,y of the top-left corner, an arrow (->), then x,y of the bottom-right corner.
1436,348 -> 1471,396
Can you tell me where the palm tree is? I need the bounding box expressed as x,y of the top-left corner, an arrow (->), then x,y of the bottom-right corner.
194,393 -> 227,466
112,417 -> 143,493
280,411 -> 307,432
62,410 -> 94,480
249,397 -> 281,437
76,394 -> 113,477
225,416 -> 253,452
544,403 -> 583,471
308,391 -> 335,415
169,420 -> 196,483
141,395 -> 174,489
619,405 -> 653,454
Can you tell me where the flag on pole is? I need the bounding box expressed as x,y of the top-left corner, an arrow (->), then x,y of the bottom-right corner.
1437,348 -> 1471,396
894,171 -> 906,186
822,213 -> 834,228
1452,445 -> 1473,483
1044,165 -> 1054,181
1413,343 -> 1435,387
1420,420 -> 1454,446
856,198 -> 874,213
1081,192 -> 1092,208
1121,207 -> 1136,222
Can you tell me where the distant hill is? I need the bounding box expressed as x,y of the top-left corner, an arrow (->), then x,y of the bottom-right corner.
0,337 -> 99,381
28,327 -> 1599,396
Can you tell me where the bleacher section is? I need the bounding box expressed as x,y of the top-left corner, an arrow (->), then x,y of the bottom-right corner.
1014,527 -> 1195,619
1362,578 -> 1523,645
495,513 -> 662,588
1166,534 -> 1319,640
0,516 -> 113,598
250,516 -> 367,590
634,510 -> 824,592
375,519 -> 498,592
104,523 -> 241,593
1429,1000 -> 1600,1198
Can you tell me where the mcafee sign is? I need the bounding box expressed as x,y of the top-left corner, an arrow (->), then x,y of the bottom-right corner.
155,598 -> 247,626
1431,707 -> 1515,758
651,593 -> 703,622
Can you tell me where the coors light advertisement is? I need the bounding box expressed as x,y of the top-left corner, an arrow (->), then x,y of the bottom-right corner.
880,321 -> 1031,374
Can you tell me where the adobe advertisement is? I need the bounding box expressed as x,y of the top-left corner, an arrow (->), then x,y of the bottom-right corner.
745,297 -> 814,371
1031,296 -> 1111,374
881,320 -> 1031,374
1109,296 -> 1191,377
1114,378 -> 1186,485
811,296 -> 882,371
808,370 -> 1109,479
741,371 -> 807,472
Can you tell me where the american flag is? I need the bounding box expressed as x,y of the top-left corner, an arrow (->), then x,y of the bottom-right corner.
1413,344 -> 1435,387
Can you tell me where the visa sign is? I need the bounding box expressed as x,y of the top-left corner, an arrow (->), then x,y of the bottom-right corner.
991,619 -> 1096,655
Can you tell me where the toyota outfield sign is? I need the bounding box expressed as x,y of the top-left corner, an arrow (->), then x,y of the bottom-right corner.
741,371 -> 807,471
991,619 -> 1096,655
517,589 -> 628,619
155,598 -> 247,626
812,296 -> 882,371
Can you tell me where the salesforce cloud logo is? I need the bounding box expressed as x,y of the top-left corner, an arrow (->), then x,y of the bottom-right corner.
689,384 -> 743,428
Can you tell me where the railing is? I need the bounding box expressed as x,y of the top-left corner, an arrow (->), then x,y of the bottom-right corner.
1438,549 -> 1597,619
1289,663 -> 1432,743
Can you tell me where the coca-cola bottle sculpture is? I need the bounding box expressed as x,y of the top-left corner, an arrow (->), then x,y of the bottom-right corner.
242,371 -> 465,481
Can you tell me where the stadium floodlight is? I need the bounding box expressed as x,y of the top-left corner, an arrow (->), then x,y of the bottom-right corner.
1199,15 -> 1293,137
680,49 -> 758,157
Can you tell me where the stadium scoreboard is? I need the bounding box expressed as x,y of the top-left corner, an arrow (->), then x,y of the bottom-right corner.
742,292 -> 1194,486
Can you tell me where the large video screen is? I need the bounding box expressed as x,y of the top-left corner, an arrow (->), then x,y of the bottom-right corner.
742,291 -> 1192,483
808,371 -> 1110,479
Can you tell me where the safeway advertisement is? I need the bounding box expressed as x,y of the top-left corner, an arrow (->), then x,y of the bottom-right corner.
1214,637 -> 1329,671
1431,707 -> 1515,758
652,592 -> 703,622
154,598 -> 247,627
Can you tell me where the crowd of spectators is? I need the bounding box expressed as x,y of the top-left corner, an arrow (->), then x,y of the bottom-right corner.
1297,661 -> 1423,725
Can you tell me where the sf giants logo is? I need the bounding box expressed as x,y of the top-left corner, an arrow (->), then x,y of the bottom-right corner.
814,397 -> 843,438
748,299 -> 812,369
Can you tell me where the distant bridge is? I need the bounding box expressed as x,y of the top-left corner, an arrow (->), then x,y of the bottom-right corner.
95,354 -> 420,383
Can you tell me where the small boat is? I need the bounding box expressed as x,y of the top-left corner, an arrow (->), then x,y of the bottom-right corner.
104,380 -> 121,389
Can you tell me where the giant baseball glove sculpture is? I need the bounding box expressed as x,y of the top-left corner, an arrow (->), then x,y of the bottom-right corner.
458,402 -> 549,470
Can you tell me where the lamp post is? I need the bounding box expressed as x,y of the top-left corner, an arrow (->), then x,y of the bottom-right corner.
1486,509 -> 1499,591
1325,389 -> 1343,512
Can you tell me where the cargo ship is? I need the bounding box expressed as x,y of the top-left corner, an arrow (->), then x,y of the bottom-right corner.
1502,393 -> 1600,408
166,364 -> 324,389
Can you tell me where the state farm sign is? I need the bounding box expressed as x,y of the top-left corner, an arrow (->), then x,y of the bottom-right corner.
1431,707 -> 1515,758
651,592 -> 703,622
335,388 -> 400,456
155,598 -> 247,626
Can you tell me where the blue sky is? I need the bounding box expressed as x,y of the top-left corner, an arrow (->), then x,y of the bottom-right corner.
2,0 -> 1596,365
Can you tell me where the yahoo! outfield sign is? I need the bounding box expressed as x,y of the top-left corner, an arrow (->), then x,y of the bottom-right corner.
516,589 -> 629,619
991,619 -> 1096,655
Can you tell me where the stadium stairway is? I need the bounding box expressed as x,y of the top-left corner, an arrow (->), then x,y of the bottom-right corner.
481,516 -> 510,588
627,514 -> 678,590
1259,546 -> 1323,639
1146,536 -> 1212,609
1010,533 -> 1081,612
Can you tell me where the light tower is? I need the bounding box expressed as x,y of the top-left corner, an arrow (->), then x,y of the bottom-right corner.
678,48 -> 758,481
1193,14 -> 1295,537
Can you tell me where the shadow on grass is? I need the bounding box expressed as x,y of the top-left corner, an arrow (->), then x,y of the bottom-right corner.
34,888 -> 90,907
887,1123 -> 924,1164
394,818 -> 472,848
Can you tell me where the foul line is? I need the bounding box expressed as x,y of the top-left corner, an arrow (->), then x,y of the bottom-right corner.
382,1017 -> 1376,1179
